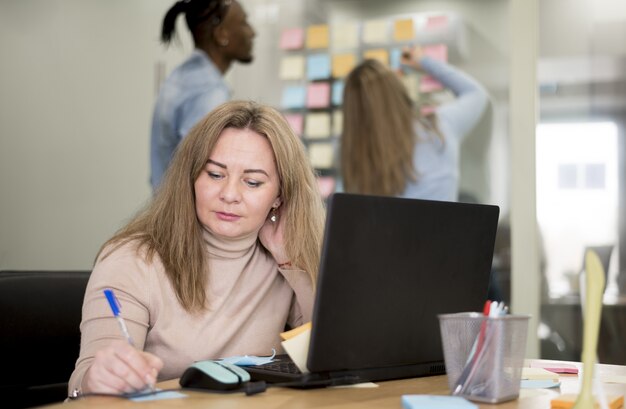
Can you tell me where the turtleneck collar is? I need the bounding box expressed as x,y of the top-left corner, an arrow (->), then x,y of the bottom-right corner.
201,227 -> 259,260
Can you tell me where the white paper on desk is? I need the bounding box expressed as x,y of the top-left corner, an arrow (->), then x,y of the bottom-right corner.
521,367 -> 559,381
601,374 -> 626,384
281,327 -> 311,374
331,382 -> 379,389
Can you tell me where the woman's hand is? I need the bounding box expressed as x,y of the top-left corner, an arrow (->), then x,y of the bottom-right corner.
81,340 -> 163,394
400,45 -> 424,71
259,207 -> 289,266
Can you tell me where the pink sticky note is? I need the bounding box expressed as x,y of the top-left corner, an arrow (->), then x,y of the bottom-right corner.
419,75 -> 443,93
426,15 -> 449,30
530,361 -> 579,374
317,177 -> 336,199
284,113 -> 304,135
306,82 -> 330,108
423,44 -> 448,62
280,28 -> 304,50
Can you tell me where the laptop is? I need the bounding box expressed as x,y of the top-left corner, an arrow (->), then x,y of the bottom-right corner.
246,193 -> 499,386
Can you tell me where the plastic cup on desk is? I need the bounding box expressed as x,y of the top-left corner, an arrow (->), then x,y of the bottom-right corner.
438,312 -> 530,404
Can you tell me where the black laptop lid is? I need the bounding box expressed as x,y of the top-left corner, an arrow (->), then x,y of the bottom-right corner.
307,193 -> 499,374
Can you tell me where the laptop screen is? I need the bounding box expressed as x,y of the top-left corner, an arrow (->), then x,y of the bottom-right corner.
307,193 -> 499,379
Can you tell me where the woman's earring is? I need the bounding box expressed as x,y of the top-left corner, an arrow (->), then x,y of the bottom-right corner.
220,38 -> 229,47
270,207 -> 278,223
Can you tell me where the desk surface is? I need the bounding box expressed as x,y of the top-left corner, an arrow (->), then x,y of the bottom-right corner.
41,360 -> 626,409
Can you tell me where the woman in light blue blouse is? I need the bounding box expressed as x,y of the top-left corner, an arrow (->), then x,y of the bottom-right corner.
340,46 -> 489,202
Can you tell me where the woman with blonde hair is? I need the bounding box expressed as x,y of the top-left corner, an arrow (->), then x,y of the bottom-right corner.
341,46 -> 489,201
69,101 -> 325,396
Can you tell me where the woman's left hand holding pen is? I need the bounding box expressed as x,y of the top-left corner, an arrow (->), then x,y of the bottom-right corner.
81,339 -> 163,395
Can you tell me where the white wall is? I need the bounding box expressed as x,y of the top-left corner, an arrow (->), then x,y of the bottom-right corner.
0,0 -> 190,269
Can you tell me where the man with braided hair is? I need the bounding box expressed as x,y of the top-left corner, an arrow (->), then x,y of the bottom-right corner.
150,0 -> 256,192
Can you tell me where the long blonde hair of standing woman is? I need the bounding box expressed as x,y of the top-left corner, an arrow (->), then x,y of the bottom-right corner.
98,101 -> 326,313
341,59 -> 440,196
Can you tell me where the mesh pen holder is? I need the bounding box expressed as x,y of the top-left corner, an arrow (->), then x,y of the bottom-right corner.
438,312 -> 530,404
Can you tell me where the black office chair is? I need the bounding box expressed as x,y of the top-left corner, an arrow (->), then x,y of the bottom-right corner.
0,270 -> 90,408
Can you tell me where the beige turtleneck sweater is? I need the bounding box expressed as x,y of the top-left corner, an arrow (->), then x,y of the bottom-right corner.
68,230 -> 314,392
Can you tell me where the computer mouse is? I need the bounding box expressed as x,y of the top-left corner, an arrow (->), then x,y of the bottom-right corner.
179,360 -> 251,391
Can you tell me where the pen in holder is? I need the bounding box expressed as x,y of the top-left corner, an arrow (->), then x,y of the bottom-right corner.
438,311 -> 530,403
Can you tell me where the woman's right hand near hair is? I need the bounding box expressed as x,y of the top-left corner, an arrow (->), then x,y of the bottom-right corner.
400,45 -> 425,71
81,340 -> 164,394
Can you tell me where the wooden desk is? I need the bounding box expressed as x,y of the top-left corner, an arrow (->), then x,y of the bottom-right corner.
39,360 -> 626,409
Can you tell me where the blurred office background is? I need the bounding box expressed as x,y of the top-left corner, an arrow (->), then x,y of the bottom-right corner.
0,0 -> 624,363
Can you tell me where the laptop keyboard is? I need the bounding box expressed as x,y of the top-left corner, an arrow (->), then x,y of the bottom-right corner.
254,359 -> 302,374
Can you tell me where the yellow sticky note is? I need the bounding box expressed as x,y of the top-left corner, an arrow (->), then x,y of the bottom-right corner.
363,48 -> 389,66
307,24 -> 329,49
305,113 -> 331,139
393,18 -> 415,41
280,322 -> 312,341
332,53 -> 356,78
400,73 -> 419,103
332,111 -> 343,136
521,367 -> 559,381
331,22 -> 359,49
279,55 -> 305,80
362,19 -> 388,44
309,143 -> 334,168
281,327 -> 311,374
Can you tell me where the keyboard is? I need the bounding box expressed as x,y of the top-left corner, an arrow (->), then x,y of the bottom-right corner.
252,358 -> 302,375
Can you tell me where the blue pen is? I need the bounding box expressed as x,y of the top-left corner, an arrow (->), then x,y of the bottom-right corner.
104,289 -> 135,346
104,289 -> 156,392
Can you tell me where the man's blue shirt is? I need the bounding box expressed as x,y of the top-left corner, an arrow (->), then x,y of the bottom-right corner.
150,49 -> 230,191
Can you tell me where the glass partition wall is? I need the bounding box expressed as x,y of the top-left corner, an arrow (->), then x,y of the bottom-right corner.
237,0 -> 626,362
537,0 -> 626,364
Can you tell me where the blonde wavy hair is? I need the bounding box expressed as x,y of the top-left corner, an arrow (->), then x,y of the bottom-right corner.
98,101 -> 325,312
341,59 -> 440,196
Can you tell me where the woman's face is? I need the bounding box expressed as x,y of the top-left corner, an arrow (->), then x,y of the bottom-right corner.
194,127 -> 281,240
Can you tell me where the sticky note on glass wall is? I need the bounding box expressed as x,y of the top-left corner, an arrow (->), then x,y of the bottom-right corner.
331,22 -> 359,49
332,110 -> 343,136
419,74 -> 443,93
306,24 -> 329,49
401,73 -> 419,102
362,19 -> 389,44
363,48 -> 389,66
393,18 -> 415,41
307,54 -> 331,80
305,113 -> 331,138
423,44 -> 448,62
317,176 -> 336,199
280,27 -> 304,50
308,143 -> 334,168
283,113 -> 304,136
389,48 -> 403,71
332,81 -> 344,106
332,53 -> 356,78
281,86 -> 306,109
279,55 -> 305,80
426,14 -> 449,30
306,82 -> 330,109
